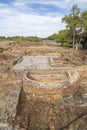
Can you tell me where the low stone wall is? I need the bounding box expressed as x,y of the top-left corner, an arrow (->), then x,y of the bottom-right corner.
23,69 -> 80,99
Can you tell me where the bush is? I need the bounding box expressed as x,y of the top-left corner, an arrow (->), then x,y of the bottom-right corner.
62,42 -> 69,47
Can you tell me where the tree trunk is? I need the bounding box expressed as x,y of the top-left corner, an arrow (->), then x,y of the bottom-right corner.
73,28 -> 75,49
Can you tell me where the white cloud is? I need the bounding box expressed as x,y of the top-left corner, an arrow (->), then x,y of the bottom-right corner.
0,1 -> 65,37
14,0 -> 87,9
13,2 -> 26,7
0,12 -> 64,37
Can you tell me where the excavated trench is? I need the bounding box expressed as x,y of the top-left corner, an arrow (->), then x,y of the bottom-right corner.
12,52 -> 87,130
14,86 -> 87,130
0,42 -> 87,130
13,69 -> 87,130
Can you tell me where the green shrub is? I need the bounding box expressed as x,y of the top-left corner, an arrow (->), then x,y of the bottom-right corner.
62,42 -> 69,47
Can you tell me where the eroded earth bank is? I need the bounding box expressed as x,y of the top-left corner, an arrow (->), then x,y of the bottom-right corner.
0,41 -> 87,130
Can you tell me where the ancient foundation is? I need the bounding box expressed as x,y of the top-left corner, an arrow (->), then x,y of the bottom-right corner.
0,41 -> 87,130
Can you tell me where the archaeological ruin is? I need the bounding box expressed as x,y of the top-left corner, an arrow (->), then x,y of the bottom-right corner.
0,41 -> 87,130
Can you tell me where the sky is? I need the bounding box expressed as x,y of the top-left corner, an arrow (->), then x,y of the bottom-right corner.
0,0 -> 87,37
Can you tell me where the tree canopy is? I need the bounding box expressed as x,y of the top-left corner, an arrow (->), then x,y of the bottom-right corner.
62,5 -> 82,48
47,5 -> 87,48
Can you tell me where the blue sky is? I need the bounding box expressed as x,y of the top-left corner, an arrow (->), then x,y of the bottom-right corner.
0,0 -> 87,37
